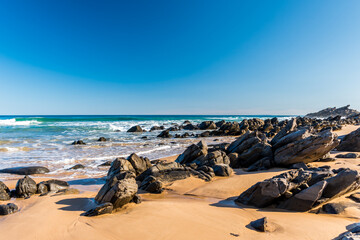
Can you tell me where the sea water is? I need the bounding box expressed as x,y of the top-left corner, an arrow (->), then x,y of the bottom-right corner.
0,115 -> 292,179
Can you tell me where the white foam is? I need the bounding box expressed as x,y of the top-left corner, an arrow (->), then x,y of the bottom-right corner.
0,118 -> 40,126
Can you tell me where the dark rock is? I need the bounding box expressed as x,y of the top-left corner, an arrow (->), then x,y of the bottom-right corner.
348,193 -> 360,203
95,177 -> 138,209
198,121 -> 217,130
334,226 -> 360,240
0,181 -> 10,201
16,175 -> 37,198
336,153 -> 359,158
157,129 -> 172,138
68,164 -> 85,170
98,161 -> 112,167
337,127 -> 360,152
200,131 -> 210,137
97,137 -> 107,142
321,202 -> 351,214
250,217 -> 275,232
127,125 -> 143,133
212,164 -> 233,176
183,120 -> 191,125
107,158 -> 136,180
176,141 -> 208,165
0,203 -> 19,215
38,179 -> 69,193
305,105 -> 359,118
271,118 -> 297,146
127,153 -> 152,176
0,166 -> 50,175
84,202 -> 113,216
72,140 -> 86,145
150,126 -> 164,131
183,123 -> 198,130
273,129 -> 339,166
140,176 -> 163,193
131,194 -> 142,204
215,120 -> 226,128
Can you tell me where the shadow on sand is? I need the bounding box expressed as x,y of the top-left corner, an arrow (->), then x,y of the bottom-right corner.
55,197 -> 96,213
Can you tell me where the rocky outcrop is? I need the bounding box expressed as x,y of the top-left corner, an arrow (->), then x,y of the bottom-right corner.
305,105 -> 359,118
127,153 -> 152,176
150,126 -> 164,131
0,166 -> 50,175
0,181 -> 10,201
235,168 -> 360,212
16,175 -> 37,198
273,129 -> 339,166
337,127 -> 360,152
212,164 -> 233,176
176,141 -> 208,165
198,121 -> 217,130
157,129 -> 172,138
227,131 -> 272,169
36,179 -> 69,195
127,125 -> 143,133
0,203 -> 18,215
334,225 -> 360,240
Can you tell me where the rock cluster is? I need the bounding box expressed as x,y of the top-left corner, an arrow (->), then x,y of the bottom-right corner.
236,168 -> 360,212
337,127 -> 360,152
305,105 -> 360,118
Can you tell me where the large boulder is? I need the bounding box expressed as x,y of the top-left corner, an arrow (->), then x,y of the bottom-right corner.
337,127 -> 360,152
95,175 -> 138,209
37,179 -> 69,195
127,125 -> 143,133
176,141 -> 208,165
107,158 -> 136,180
192,150 -> 230,167
198,121 -> 217,130
273,129 -> 340,166
127,153 -> 151,176
212,164 -> 233,176
236,168 -> 360,212
0,166 -> 50,175
227,131 -> 272,169
0,203 -> 18,215
16,175 -> 37,198
0,181 -> 10,201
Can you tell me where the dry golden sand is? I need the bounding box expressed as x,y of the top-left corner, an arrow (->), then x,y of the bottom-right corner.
0,125 -> 359,240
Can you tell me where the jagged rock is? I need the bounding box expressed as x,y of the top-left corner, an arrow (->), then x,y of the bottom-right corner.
200,131 -> 210,137
212,164 -> 233,176
337,128 -> 360,152
183,123 -> 198,130
193,150 -> 230,167
0,166 -> 50,175
0,181 -> 10,201
98,161 -> 112,167
215,120 -> 226,128
131,194 -> 142,204
98,137 -> 107,142
16,175 -> 37,198
68,164 -> 85,170
183,120 -> 191,125
227,131 -> 272,169
176,141 -> 208,165
150,126 -> 164,131
273,129 -> 339,166
72,140 -> 86,145
334,225 -> 360,240
271,118 -> 297,146
127,125 -> 143,132
140,176 -> 163,193
157,129 -> 172,138
250,217 -> 275,232
336,153 -> 359,158
95,177 -> 138,209
305,105 -> 359,118
199,121 -> 217,130
0,203 -> 18,215
235,168 -> 359,211
127,153 -> 152,176
84,203 -> 113,216
107,158 -> 135,180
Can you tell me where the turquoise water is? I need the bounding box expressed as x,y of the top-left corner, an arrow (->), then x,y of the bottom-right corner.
0,115 -> 291,179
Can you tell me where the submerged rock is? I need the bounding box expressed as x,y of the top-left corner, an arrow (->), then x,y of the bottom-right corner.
97,137 -> 107,142
0,166 -> 50,175
68,164 -> 85,170
72,140 -> 86,145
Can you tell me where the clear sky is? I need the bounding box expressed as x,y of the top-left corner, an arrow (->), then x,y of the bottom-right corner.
1,0 -> 360,115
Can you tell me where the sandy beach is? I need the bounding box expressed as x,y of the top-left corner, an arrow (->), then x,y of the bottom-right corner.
0,124 -> 359,240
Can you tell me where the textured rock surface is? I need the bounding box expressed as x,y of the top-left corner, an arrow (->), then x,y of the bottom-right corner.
0,203 -> 19,215
250,217 -> 276,232
337,127 -> 360,152
235,168 -> 359,211
127,125 -> 143,132
84,203 -> 113,216
0,181 -> 10,201
16,175 -> 37,198
176,141 -> 208,165
305,105 -> 359,118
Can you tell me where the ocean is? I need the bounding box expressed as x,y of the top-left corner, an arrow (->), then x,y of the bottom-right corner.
0,115 -> 292,179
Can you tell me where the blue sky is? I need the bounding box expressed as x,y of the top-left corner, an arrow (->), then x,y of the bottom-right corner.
0,0 -> 360,115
